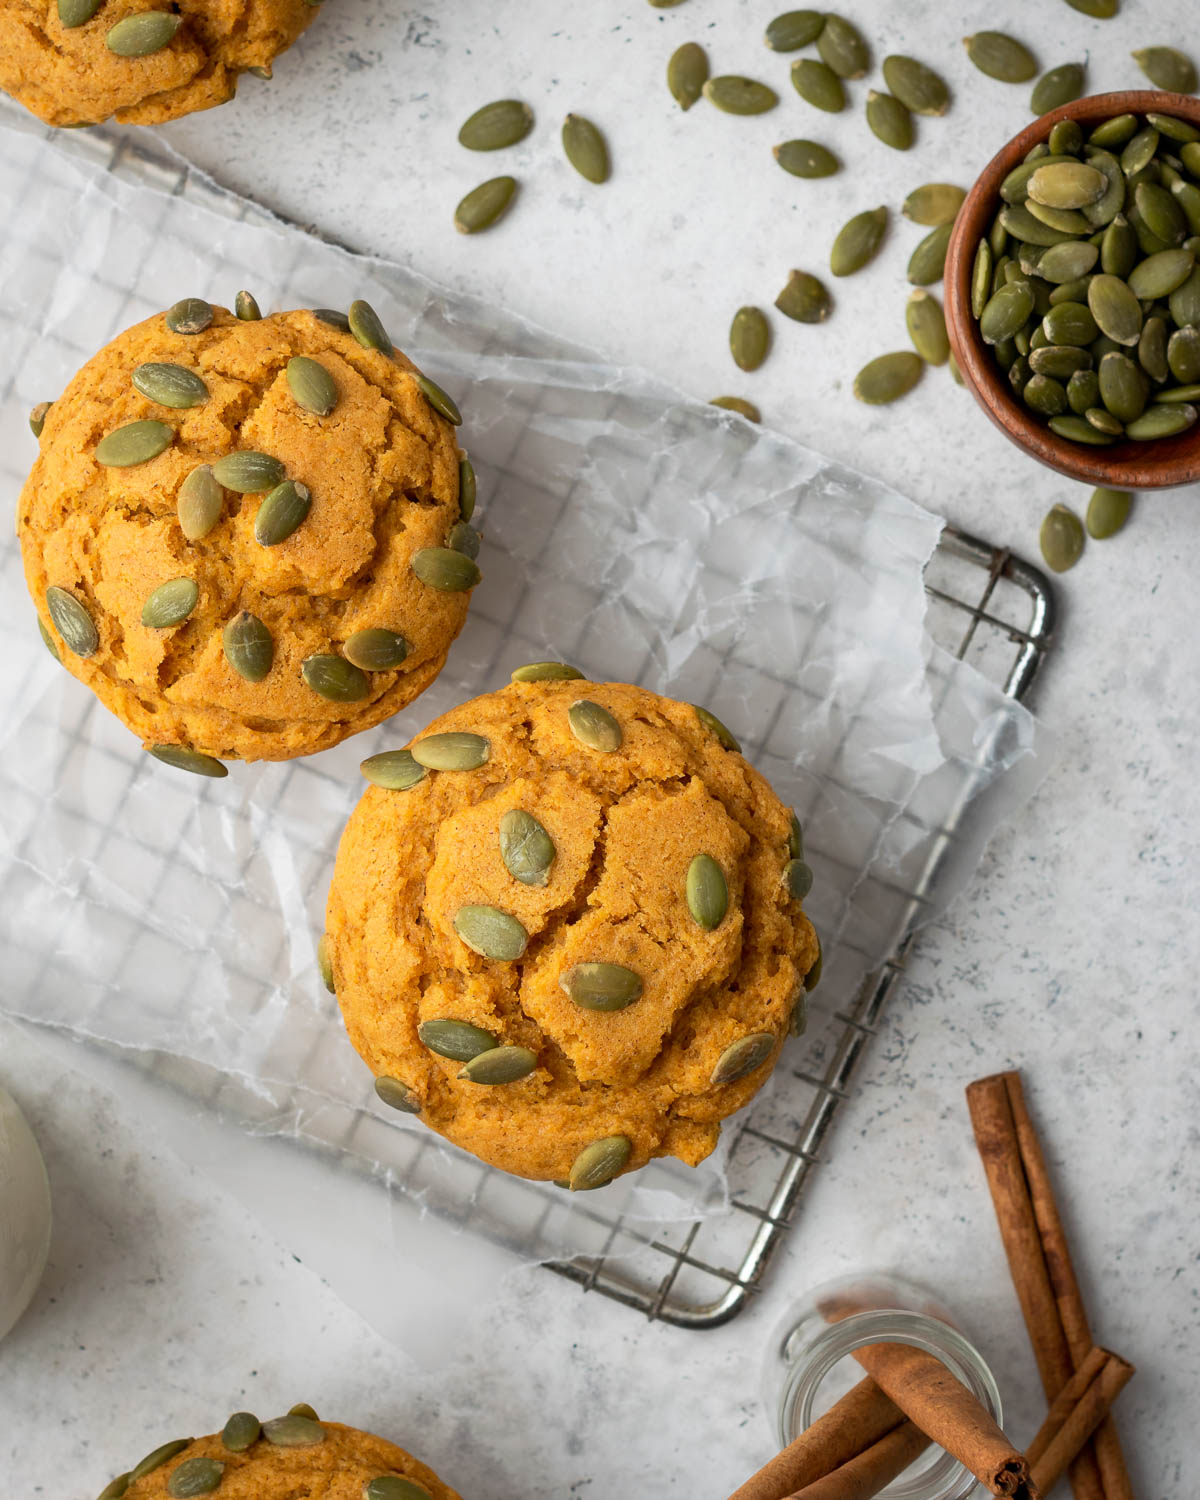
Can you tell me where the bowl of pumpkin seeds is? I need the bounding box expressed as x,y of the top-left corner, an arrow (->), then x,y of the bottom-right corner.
946,90 -> 1200,486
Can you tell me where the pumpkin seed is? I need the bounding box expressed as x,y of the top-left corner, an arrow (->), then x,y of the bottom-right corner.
212,451 -> 284,492
457,455 -> 477,521
711,1033 -> 775,1085
45,586 -> 98,657
58,0 -> 103,25
1030,345 -> 1092,379
348,298 -> 392,354
1081,152 -> 1126,228
774,139 -> 840,178
1170,265 -> 1200,325
903,183 -> 965,226
1168,325 -> 1200,380
166,1459 -> 224,1497
1049,276 -> 1095,306
363,1480 -> 431,1500
1132,47 -> 1198,94
344,628 -> 409,671
1008,356 -> 1032,396
1031,63 -> 1085,117
286,355 -> 338,416
1039,504 -> 1085,572
568,699 -> 622,752
710,396 -> 761,421
106,9 -> 179,53
418,1019 -> 497,1061
1043,300 -> 1099,346
254,479 -> 311,545
1027,162 -> 1106,210
971,242 -> 993,320
455,174 -> 520,234
360,749 -> 427,790
790,58 -> 845,113
693,703 -> 741,751
132,361 -> 208,409
805,933 -> 824,991
703,76 -> 778,114
177,465 -> 223,539
312,301 -> 347,326
411,546 -> 480,591
1125,402 -> 1197,438
964,32 -> 1037,83
1101,215 -> 1138,277
1063,0 -> 1117,13
569,1136 -> 632,1191
221,612 -> 273,681
562,114 -> 610,184
1000,154 -> 1077,204
730,306 -> 770,371
453,905 -> 528,960
147,745 -> 228,777
1038,241 -> 1100,284
775,269 -> 831,323
28,400 -> 51,438
902,290 -> 948,367
981,281 -> 1036,345
1023,374 -> 1068,416
865,92 -> 913,151
262,1415 -> 325,1447
1128,248 -> 1196,301
1047,412 -> 1115,443
95,418 -> 173,467
560,963 -> 644,1012
854,350 -> 924,403
1088,275 -> 1142,344
1089,114 -> 1137,150
301,654 -> 369,702
882,55 -> 949,117
165,298 -> 213,335
817,14 -> 868,79
1067,369 -> 1101,412
1086,487 -> 1132,538
788,812 -> 804,860
375,1077 -> 421,1114
667,42 -> 708,110
234,290 -> 261,321
317,935 -> 334,994
459,1045 -> 538,1084
686,852 -> 728,930
499,808 -> 556,886
1136,182 -> 1187,245
38,618 -> 61,663
1172,181 -> 1200,237
1139,315 -> 1170,381
142,577 -> 198,629
131,1442 -> 193,1481
790,989 -> 808,1037
458,99 -> 533,151
1026,200 -> 1092,235
830,207 -> 888,276
907,223 -> 953,285
97,1478 -> 131,1500
784,858 -> 814,899
1121,125 -> 1161,178
1148,113 -> 1200,144
1087,405 -> 1124,434
287,1405 -> 319,1422
1153,382 -> 1200,400
1098,352 -> 1148,422
416,372 -> 462,425
765,11 -> 824,51
412,731 -> 490,770
510,660 -> 585,682
1048,120 -> 1085,157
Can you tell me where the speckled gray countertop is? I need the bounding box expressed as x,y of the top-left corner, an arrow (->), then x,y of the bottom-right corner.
2,2 -> 1198,1495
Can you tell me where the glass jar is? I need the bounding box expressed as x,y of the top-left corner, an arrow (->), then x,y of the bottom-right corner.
766,1272 -> 1002,1500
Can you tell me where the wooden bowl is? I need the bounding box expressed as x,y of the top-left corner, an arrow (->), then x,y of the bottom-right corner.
945,89 -> 1200,489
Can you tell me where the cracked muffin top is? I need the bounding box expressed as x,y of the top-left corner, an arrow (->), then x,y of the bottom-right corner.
19,299 -> 479,770
97,1412 -> 460,1500
325,675 -> 820,1186
0,0 -> 320,128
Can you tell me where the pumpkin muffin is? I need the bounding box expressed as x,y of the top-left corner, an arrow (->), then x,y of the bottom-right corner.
94,1409 -> 460,1500
19,298 -> 479,772
0,0 -> 320,129
325,674 -> 820,1188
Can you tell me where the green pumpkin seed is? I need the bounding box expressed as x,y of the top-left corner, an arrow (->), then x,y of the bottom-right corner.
453,905 -> 528,960
1048,412 -> 1115,443
360,749 -> 427,790
1023,373 -> 1068,416
667,42 -> 708,110
28,399 -> 51,438
964,31 -> 1037,83
418,1019 -> 497,1061
415,373 -> 462,426
1101,215 -> 1138,277
569,1135 -> 632,1191
457,456 -> 477,523
703,76 -> 778,114
568,699 -> 622,752
1169,265 -> 1200,326
106,9 -> 179,53
459,1045 -> 538,1084
711,1032 -> 775,1085
411,546 -> 480,591
177,464 -> 223,539
344,627 -> 409,671
45,586 -> 98,657
1048,119 -> 1085,157
254,479 -> 311,545
865,92 -> 913,151
817,14 -> 868,79
1184,142 -> 1200,177
981,280 -> 1036,344
132,362 -> 208,409
907,223 -> 953,285
234,290 -> 261,321
1121,125 -> 1161,178
287,1405 -> 319,1422
510,660 -> 585,682
994,336 -> 1019,371
1086,487 -> 1132,539
1009,356 -> 1032,396
730,306 -> 770,371
562,114 -> 610,184
790,58 -> 845,113
97,1477 -> 132,1500
285,355 -> 338,417
458,99 -> 534,151
38,617 -> 61,663
1026,199 -> 1091,234
165,298 -> 213,335
904,291 -> 949,367
411,731 -> 490,770
1081,152 -> 1126,228
1154,382 -> 1200,401
971,242 -> 994,320
95,418 -> 173,467
788,812 -> 804,860
830,206 -> 888,276
142,577 -> 198,629
1067,368 -> 1101,412
1040,504 -> 1085,572
1136,182 -> 1187,245
1148,113 -> 1200,144
765,11 -> 824,51
854,350 -> 924,404
222,612 -> 273,681
1138,315 -> 1170,381
1088,274 -> 1142,344
882,55 -> 949,117
775,269 -> 831,323
363,1479 -> 431,1500
903,183 -> 965,227
1126,402 -> 1197,438
317,934 -> 335,994
1050,276 -> 1096,306
1030,345 -> 1092,378
1172,181 -> 1200,237
1133,47 -> 1198,94
131,1442 -> 194,1482
262,1415 -> 325,1447
301,654 -> 369,702
212,451 -> 284,492
348,298 -> 392,354
147,745 -> 228,777
1027,162 -> 1106,210
499,808 -> 555,886
790,989 -> 808,1036
774,139 -> 840,179
784,857 -> 814,900
1063,0 -> 1117,13
1000,154 -> 1077,204
1089,114 -> 1137,150
1098,352 -> 1148,422
166,1458 -> 224,1498
375,1077 -> 421,1114
686,852 -> 728,930
1038,241 -> 1100,284
560,963 -> 644,1012
710,396 -> 761,421
1031,63 -> 1085,117
455,174 -> 520,234
58,0 -> 103,25
1127,248 -> 1196,302
1168,325 -> 1200,380
693,703 -> 741,751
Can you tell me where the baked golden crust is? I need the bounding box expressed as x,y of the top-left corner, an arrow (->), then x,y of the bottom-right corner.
0,0 -> 319,128
19,305 -> 473,764
326,679 -> 818,1183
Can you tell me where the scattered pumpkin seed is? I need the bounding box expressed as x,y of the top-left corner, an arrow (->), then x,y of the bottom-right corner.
416,372 -> 462,425
830,206 -> 888,276
693,703 -> 741,751
317,935 -> 335,994
459,1046 -> 538,1084
344,628 -> 409,671
132,361 -> 208,409
412,731 -> 490,770
790,58 -> 845,113
560,963 -> 644,1012
1063,0 -> 1117,14
569,1135 -> 632,1191
165,297 -> 213,335
262,1415 -> 325,1447
301,654 -> 369,702
499,808 -> 556,886
411,546 -> 480,591
177,465 -> 223,539
375,1077 -> 421,1114
775,268 -> 831,322
686,852 -> 728,930
854,350 -> 924,403
562,114 -> 610,183
234,290 -> 261,321
212,451 -> 284,492
774,139 -> 840,178
348,298 -> 392,354
166,1458 -> 223,1498
1031,63 -> 1085,117
882,55 -> 949,117
45,586 -> 98,657
730,305 -> 771,370
360,749 -> 427,790
903,183 -> 965,226
710,396 -> 761,421
1126,402 -> 1197,437
816,14 -> 868,79
764,10 -> 825,51
905,291 -> 949,366
418,1019 -> 497,1061
363,1480 -> 431,1500
453,905 -> 529,960
1132,47 -> 1198,94
458,99 -> 534,151
254,479 -> 311,545
510,660 -> 585,682
568,699 -> 622,752
667,42 -> 708,110
703,76 -> 778,114
221,612 -> 273,681
865,90 -> 912,150
1040,505 -> 1085,571
1086,487 -> 1132,538
711,1033 -> 775,1085
142,577 -> 198,629
286,355 -> 338,416
147,745 -> 228,777
95,418 -> 173,467
964,31 -> 1037,84
907,223 -> 953,285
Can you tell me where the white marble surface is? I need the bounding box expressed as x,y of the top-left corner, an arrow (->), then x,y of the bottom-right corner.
3,0 -> 1199,1495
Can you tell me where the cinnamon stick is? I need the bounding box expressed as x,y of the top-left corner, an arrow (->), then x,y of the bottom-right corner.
1027,1347 -> 1134,1497
726,1376 -> 905,1500
783,1421 -> 930,1500
967,1072 -> 1133,1500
